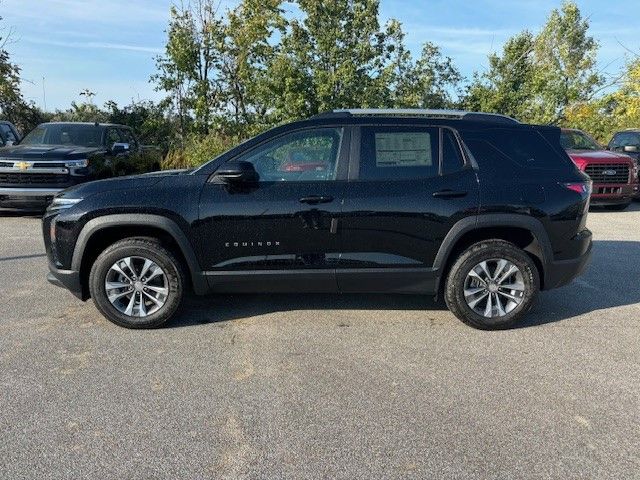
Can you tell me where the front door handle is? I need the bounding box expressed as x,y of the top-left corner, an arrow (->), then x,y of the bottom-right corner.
299,195 -> 334,205
432,190 -> 468,199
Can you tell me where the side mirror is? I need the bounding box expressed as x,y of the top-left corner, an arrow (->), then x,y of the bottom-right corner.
111,142 -> 130,155
5,140 -> 14,147
623,145 -> 639,153
213,161 -> 259,183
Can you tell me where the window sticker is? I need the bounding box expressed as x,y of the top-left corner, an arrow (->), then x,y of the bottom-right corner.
375,133 -> 432,167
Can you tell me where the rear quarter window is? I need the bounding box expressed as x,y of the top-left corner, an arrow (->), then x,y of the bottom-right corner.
461,127 -> 574,172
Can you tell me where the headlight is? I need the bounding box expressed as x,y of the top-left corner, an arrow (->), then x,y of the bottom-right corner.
65,159 -> 89,168
48,197 -> 82,211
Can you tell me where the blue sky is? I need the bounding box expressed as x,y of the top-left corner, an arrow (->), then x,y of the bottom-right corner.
2,0 -> 639,110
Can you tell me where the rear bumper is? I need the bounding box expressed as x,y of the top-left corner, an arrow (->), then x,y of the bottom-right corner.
544,234 -> 592,290
47,265 -> 85,300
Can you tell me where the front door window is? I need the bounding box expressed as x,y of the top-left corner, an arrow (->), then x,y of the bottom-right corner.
231,128 -> 343,182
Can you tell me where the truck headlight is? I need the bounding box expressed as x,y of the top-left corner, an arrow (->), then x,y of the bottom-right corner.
65,159 -> 89,168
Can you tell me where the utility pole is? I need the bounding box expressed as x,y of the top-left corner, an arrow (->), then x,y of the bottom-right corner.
42,76 -> 47,111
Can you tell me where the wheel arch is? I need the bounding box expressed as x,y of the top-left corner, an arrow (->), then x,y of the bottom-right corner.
72,214 -> 208,299
434,214 -> 553,293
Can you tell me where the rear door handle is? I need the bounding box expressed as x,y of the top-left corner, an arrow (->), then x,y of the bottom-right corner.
299,195 -> 334,205
432,190 -> 468,199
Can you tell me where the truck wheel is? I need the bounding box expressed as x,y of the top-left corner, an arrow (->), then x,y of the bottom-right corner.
444,240 -> 539,330
89,238 -> 185,328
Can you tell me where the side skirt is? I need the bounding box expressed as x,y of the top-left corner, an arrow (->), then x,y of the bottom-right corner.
203,268 -> 438,295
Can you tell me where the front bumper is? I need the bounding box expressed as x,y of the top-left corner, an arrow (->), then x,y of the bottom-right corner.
0,187 -> 65,209
589,183 -> 637,206
47,264 -> 85,300
0,187 -> 65,197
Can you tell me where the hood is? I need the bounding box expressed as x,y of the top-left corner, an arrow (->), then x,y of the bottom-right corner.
567,149 -> 633,164
58,171 -> 190,200
0,144 -> 103,160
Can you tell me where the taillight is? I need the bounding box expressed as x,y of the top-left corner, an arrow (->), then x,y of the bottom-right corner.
562,182 -> 592,196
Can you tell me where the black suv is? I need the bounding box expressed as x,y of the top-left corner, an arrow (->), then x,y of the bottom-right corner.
0,121 -> 21,146
0,122 -> 156,210
43,109 -> 593,329
608,129 -> 640,193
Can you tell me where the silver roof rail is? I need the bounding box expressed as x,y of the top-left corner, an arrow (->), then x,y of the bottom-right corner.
331,108 -> 519,124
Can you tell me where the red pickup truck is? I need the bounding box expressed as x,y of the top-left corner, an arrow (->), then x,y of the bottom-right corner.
561,128 -> 638,211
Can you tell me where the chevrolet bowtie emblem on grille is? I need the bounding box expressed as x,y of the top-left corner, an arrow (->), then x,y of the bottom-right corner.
15,161 -> 31,171
602,169 -> 617,176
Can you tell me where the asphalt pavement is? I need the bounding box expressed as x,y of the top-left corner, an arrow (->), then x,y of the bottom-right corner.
0,206 -> 639,479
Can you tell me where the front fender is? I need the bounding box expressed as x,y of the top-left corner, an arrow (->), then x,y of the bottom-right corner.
71,214 -> 209,295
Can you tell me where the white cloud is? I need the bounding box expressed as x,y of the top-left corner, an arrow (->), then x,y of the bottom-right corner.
23,37 -> 163,54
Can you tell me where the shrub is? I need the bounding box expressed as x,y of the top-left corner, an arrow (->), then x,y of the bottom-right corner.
162,132 -> 246,170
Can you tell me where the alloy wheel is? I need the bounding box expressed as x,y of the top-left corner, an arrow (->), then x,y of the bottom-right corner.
463,258 -> 526,318
105,256 -> 169,317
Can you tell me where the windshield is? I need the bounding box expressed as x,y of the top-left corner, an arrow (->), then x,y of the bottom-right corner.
560,130 -> 601,151
20,124 -> 104,148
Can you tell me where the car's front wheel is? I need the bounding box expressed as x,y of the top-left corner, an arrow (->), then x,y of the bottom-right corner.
89,238 -> 185,328
444,240 -> 539,330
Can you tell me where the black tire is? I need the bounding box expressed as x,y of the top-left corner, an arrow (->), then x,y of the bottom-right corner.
603,202 -> 631,211
89,237 -> 185,328
444,240 -> 539,330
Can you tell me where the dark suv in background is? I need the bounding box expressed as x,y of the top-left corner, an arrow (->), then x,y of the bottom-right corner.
0,121 -> 21,147
43,109 -> 593,330
0,122 -> 159,210
609,129 -> 640,197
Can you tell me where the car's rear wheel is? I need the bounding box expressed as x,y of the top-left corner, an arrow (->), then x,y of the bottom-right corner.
444,240 -> 539,330
89,238 -> 185,328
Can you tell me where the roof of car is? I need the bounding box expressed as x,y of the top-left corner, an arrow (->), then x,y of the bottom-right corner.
313,109 -> 520,125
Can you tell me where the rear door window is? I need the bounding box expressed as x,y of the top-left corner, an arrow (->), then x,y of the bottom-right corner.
359,127 -> 440,180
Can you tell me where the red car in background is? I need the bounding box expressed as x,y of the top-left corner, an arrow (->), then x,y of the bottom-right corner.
560,128 -> 638,211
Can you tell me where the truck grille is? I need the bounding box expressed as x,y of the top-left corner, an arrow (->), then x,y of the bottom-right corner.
0,173 -> 69,185
584,164 -> 630,184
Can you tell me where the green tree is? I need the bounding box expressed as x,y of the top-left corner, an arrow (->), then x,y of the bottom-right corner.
464,31 -> 536,120
464,1 -> 601,124
0,15 -> 20,113
0,13 -> 41,132
266,0 -> 388,120
220,0 -> 283,127
152,0 -> 225,137
374,20 -> 462,109
533,1 -> 603,123
565,59 -> 640,142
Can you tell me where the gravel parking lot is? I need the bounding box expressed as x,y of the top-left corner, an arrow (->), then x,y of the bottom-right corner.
0,206 -> 639,479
